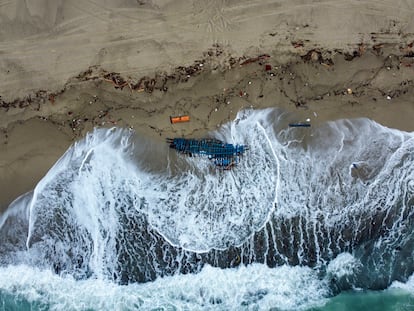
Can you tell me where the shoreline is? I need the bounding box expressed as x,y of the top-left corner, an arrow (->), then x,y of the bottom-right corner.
1,0 -> 414,211
1,43 -> 414,211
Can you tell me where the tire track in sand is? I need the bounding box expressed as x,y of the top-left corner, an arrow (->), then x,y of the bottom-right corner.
193,0 -> 233,33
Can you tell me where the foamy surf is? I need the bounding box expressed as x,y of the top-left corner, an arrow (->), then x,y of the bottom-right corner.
1,256 -> 414,311
0,263 -> 329,311
1,108 -> 414,309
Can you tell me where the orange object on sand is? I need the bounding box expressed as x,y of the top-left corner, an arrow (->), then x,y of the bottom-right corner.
170,115 -> 190,124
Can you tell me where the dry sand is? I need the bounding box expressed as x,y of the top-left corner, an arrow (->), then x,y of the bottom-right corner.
1,0 -> 414,211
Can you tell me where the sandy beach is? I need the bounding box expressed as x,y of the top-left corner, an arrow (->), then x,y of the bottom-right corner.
1,0 -> 414,211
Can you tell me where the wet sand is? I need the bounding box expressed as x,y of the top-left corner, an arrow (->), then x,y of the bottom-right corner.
1,0 -> 414,211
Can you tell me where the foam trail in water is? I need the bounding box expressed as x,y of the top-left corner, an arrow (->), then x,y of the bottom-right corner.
0,108 -> 413,290
21,128 -> 142,278
2,254 -> 414,310
0,192 -> 33,265
144,109 -> 279,251
0,264 -> 329,311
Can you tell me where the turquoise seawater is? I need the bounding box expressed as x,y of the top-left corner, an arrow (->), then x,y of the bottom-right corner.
312,290 -> 414,311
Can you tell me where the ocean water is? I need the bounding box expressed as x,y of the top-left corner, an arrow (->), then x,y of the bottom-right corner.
0,108 -> 413,310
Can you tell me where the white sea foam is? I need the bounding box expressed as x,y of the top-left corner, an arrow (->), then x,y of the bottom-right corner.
390,273 -> 414,293
1,108 -> 414,299
326,252 -> 361,280
145,109 -> 279,251
0,264 -> 329,311
21,110 -> 280,258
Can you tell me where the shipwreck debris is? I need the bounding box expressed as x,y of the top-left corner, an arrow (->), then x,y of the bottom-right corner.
170,115 -> 190,124
167,138 -> 248,169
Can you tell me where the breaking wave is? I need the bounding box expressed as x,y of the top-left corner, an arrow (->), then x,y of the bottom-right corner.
1,108 -> 413,309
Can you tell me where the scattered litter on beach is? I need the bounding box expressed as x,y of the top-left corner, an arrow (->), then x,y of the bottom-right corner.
170,115 -> 190,124
289,122 -> 311,128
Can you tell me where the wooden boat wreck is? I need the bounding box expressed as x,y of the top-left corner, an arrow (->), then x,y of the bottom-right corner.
167,138 -> 248,169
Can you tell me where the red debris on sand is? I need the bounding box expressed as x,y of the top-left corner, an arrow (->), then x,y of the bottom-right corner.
265,64 -> 272,71
48,94 -> 55,104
